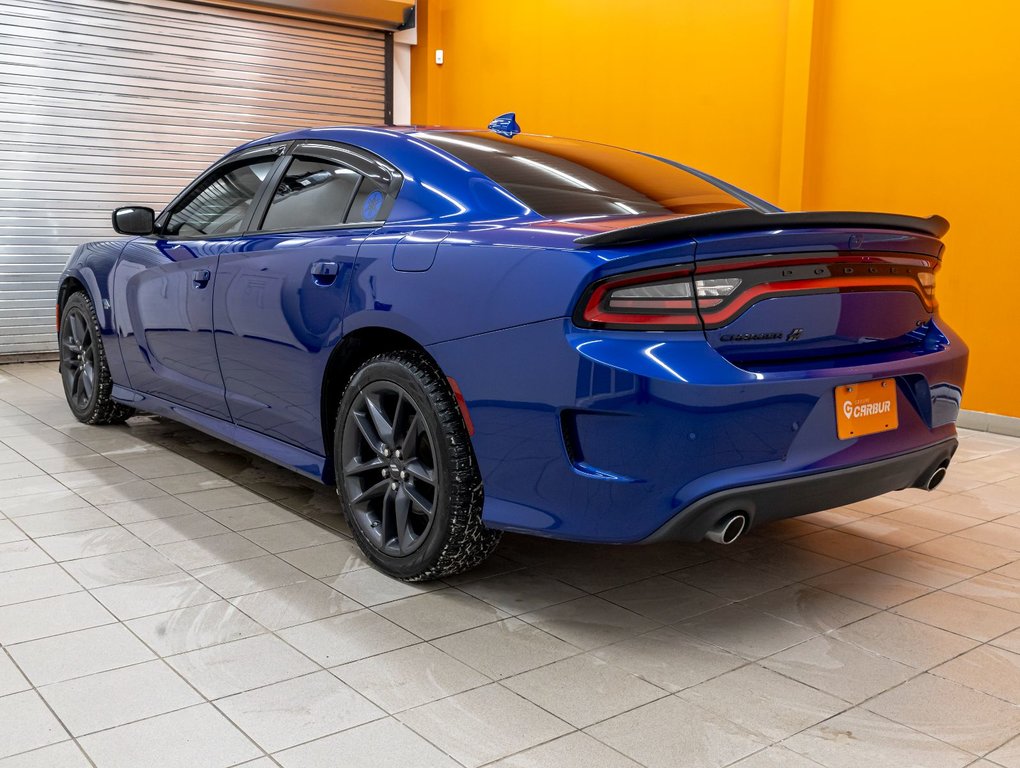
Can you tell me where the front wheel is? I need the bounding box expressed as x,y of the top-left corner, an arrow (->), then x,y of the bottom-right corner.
335,351 -> 500,581
59,292 -> 134,425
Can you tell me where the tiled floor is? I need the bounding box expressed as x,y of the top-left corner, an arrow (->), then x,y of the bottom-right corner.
1,361 -> 1020,768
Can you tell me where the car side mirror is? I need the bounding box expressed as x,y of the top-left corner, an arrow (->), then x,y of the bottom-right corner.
112,206 -> 155,236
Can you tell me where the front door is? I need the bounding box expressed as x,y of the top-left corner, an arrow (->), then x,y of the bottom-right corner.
113,150 -> 282,419
213,144 -> 397,453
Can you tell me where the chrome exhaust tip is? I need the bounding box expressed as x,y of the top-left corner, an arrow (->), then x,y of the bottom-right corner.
925,463 -> 948,491
704,513 -> 748,545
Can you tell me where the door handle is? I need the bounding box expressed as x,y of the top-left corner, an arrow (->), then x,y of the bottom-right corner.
310,261 -> 339,286
191,268 -> 211,288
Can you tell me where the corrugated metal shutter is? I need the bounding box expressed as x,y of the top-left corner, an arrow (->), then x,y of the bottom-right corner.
0,0 -> 388,356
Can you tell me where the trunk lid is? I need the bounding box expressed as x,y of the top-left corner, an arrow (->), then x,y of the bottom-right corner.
691,226 -> 943,365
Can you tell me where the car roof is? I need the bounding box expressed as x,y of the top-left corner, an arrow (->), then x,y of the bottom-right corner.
238,125 -> 494,149
229,124 -> 776,230
231,125 -> 518,178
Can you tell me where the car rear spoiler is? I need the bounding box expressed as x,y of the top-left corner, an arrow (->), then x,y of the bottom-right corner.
573,209 -> 950,247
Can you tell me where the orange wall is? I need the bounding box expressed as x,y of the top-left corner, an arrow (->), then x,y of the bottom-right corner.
802,2 -> 1020,418
412,0 -> 792,201
411,0 -> 1020,418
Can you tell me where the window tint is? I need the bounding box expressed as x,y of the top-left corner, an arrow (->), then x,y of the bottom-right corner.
260,157 -> 361,231
166,159 -> 275,237
346,174 -> 388,224
415,132 -> 748,219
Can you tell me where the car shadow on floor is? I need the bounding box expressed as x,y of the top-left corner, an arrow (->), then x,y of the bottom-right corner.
123,412 -> 835,589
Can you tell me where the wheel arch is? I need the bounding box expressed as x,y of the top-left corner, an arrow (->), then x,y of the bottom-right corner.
57,274 -> 88,311
320,326 -> 442,485
58,268 -> 108,332
55,273 -> 85,330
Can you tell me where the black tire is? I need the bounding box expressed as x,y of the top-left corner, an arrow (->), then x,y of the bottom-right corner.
335,351 -> 500,581
59,292 -> 134,425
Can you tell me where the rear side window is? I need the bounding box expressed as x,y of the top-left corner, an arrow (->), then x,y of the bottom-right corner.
260,157 -> 362,231
347,175 -> 388,224
165,159 -> 276,237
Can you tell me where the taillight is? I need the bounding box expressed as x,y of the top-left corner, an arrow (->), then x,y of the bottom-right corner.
917,270 -> 936,301
575,252 -> 938,330
692,277 -> 742,306
576,268 -> 701,328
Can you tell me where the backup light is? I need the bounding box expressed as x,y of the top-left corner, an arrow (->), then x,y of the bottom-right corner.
917,270 -> 936,298
695,277 -> 741,297
695,277 -> 741,308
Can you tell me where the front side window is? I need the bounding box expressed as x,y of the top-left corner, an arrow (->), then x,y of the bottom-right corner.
260,157 -> 363,231
165,158 -> 275,237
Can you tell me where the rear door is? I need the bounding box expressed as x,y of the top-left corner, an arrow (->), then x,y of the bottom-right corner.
212,141 -> 399,453
113,146 -> 284,418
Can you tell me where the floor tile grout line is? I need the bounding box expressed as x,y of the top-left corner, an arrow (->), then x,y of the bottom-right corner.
0,739 -> 101,768
0,644 -> 101,768
250,693 -> 456,763
300,596 -> 694,753
0,538 -> 1005,685
110,567 -> 506,767
2,523 -> 1013,653
852,669 -> 1020,759
676,606 -> 1020,760
860,538 -> 1020,584
4,369 -> 1020,766
62,616 -> 292,764
781,673 -> 1009,763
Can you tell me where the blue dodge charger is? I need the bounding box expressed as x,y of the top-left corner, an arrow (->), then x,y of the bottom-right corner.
58,114 -> 967,580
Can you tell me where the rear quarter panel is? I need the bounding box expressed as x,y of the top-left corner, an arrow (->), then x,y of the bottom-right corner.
344,224 -> 698,345
346,228 -> 589,343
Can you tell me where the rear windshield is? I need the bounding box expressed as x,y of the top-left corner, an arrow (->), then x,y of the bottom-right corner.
415,131 -> 748,219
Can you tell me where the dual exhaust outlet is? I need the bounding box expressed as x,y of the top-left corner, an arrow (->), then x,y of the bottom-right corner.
923,462 -> 949,491
704,512 -> 749,546
701,460 -> 951,545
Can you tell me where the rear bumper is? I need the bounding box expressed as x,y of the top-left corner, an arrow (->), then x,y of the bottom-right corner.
642,437 -> 957,542
428,315 -> 968,544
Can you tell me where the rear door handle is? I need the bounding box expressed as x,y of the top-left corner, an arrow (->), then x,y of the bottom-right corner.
310,261 -> 339,286
191,268 -> 211,288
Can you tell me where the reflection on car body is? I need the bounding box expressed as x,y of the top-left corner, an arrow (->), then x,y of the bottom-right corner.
58,115 -> 967,579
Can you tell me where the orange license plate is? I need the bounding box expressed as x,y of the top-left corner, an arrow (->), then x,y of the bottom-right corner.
835,379 -> 898,440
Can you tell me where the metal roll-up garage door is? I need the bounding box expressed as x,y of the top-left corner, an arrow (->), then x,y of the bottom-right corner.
0,0 -> 390,356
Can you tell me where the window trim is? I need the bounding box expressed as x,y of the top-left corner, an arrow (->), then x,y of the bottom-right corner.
150,139 -> 404,241
252,156 -> 365,235
152,143 -> 290,241
245,140 -> 404,236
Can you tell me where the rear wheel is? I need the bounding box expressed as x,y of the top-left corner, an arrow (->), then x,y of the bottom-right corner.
335,351 -> 500,581
59,292 -> 133,425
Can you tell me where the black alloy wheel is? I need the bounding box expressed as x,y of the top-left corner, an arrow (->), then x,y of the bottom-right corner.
60,304 -> 98,412
58,292 -> 134,425
341,380 -> 439,557
335,351 -> 500,581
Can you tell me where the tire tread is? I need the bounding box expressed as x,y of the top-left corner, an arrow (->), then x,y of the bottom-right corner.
338,350 -> 500,581
62,292 -> 134,426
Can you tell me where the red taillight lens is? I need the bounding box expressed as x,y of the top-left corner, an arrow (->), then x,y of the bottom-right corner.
576,268 -> 701,328
695,256 -> 938,327
575,252 -> 938,330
